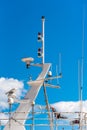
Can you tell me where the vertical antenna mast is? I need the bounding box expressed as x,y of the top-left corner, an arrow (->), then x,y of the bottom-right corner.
56,53 -> 62,85
80,5 -> 85,130
41,16 -> 53,130
78,60 -> 82,130
81,4 -> 85,101
78,60 -> 81,101
59,53 -> 62,75
42,16 -> 45,64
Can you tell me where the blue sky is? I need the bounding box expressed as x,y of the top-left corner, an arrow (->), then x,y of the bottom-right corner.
0,0 -> 87,114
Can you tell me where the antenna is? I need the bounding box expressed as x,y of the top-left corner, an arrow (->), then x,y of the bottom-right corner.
22,57 -> 34,68
56,65 -> 59,85
56,53 -> 62,85
37,16 -> 45,64
78,60 -> 82,130
78,60 -> 81,101
80,4 -> 85,103
40,16 -> 54,130
79,4 -> 85,130
59,53 -> 62,75
42,16 -> 45,64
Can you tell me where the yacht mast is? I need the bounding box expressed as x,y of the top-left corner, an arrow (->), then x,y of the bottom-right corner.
42,16 -> 45,64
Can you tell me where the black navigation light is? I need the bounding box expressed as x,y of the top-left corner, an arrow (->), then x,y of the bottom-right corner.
38,32 -> 42,42
38,48 -> 42,57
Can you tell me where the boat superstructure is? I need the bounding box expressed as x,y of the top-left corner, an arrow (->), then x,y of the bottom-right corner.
1,16 -> 61,130
0,16 -> 87,130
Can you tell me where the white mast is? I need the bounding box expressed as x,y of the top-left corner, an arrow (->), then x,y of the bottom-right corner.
41,16 -> 54,130
42,16 -> 45,64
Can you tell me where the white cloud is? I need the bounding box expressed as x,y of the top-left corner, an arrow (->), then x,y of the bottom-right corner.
51,101 -> 87,113
35,101 -> 87,113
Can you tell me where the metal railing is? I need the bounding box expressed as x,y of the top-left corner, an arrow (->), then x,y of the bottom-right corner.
0,111 -> 87,130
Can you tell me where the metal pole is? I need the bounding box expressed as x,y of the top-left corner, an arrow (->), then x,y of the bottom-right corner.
55,119 -> 58,130
32,101 -> 35,130
78,60 -> 83,130
9,104 -> 11,130
41,17 -> 53,129
79,5 -> 85,130
43,84 -> 53,130
0,121 -> 1,130
42,16 -> 45,64
84,113 -> 86,130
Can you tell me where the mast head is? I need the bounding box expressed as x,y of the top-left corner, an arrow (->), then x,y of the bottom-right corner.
42,16 -> 45,20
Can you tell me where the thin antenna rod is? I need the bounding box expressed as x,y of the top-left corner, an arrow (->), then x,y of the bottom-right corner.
78,60 -> 81,101
78,60 -> 82,130
79,4 -> 85,130
56,65 -> 59,85
81,4 -> 85,100
59,53 -> 62,74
